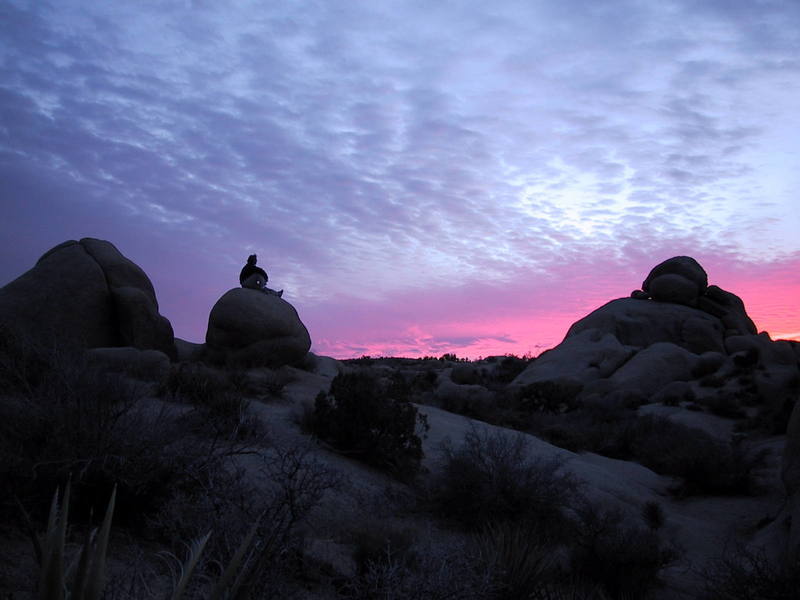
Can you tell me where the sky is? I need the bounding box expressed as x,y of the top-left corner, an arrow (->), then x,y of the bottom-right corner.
1,0 -> 798,359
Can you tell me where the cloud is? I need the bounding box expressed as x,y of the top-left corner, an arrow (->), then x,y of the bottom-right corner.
0,1 -> 797,357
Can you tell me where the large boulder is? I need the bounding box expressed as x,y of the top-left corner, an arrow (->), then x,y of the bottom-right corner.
566,298 -> 726,355
205,288 -> 311,367
513,329 -> 633,387
607,342 -> 697,397
0,238 -> 175,357
697,285 -> 757,336
642,256 -> 708,306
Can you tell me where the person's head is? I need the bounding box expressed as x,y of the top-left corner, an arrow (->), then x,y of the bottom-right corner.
247,254 -> 257,265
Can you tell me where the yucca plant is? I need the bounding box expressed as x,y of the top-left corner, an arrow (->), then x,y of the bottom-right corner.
165,515 -> 263,600
34,482 -> 116,600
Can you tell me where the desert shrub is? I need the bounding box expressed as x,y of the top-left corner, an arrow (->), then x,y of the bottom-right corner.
0,323 -> 54,397
509,380 -> 582,414
530,403 -> 632,455
567,501 -> 680,599
749,395 -> 797,435
120,443 -> 339,599
531,409 -> 767,496
349,519 -> 416,575
309,370 -> 429,480
0,348 -> 251,529
429,426 -> 577,533
412,369 -> 439,392
477,521 -> 555,600
641,501 -> 665,531
620,416 -> 769,496
159,362 -> 264,441
341,536 -> 496,600
492,355 -> 531,384
159,362 -> 237,405
700,393 -> 747,419
702,545 -> 800,600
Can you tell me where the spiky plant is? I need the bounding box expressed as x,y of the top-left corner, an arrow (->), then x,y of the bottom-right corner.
34,482 -> 116,600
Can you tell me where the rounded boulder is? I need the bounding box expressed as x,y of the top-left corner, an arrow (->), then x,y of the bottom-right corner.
205,288 -> 311,367
643,256 -> 708,306
0,238 -> 175,357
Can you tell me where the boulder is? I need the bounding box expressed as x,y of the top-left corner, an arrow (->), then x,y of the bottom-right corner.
565,298 -> 726,355
648,273 -> 700,306
205,288 -> 311,367
642,256 -> 708,305
608,342 -> 697,398
513,329 -> 633,387
0,238 -> 175,358
698,285 -> 757,336
651,380 -> 695,405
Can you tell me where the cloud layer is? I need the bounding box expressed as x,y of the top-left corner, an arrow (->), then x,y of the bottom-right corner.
1,0 -> 798,357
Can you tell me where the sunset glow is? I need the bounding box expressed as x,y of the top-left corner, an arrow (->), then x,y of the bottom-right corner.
1,1 -> 797,359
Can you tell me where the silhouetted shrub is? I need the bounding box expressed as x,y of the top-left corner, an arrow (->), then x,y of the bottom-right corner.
349,519 -> 416,575
642,501 -> 665,531
159,362 -> 236,404
477,520 -> 554,600
429,426 -> 577,533
493,354 -> 531,384
0,347 -> 252,530
702,544 -> 800,600
623,416 -> 769,496
510,380 -> 582,414
532,409 -> 768,496
701,393 -> 747,419
310,370 -> 429,480
342,535 -> 497,600
159,362 -> 263,441
568,501 -> 680,599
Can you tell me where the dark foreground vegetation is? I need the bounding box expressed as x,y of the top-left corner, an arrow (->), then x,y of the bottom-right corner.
0,337 -> 793,599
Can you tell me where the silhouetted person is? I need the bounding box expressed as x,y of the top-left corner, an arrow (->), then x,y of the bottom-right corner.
239,254 -> 283,297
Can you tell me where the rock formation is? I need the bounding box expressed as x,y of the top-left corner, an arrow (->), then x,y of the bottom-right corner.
513,256 -> 799,412
783,401 -> 800,565
204,288 -> 311,367
0,238 -> 175,358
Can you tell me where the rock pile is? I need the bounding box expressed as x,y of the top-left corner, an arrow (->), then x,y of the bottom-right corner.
513,256 -> 799,411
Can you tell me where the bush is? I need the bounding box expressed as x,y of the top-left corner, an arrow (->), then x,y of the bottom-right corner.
702,545 -> 800,600
429,426 -> 577,533
621,416 -> 769,496
531,407 -> 768,497
342,536 -> 496,600
159,362 -> 263,441
0,346 -> 252,530
508,380 -> 582,414
477,521 -> 554,600
309,370 -> 429,480
641,501 -> 665,531
567,501 -> 680,599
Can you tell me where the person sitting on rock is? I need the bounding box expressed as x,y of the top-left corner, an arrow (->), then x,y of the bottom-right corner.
239,254 -> 283,297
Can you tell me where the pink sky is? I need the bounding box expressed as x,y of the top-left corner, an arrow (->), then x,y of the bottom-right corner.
299,252 -> 800,359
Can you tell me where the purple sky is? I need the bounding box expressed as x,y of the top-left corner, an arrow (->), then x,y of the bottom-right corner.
1,1 -> 798,358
